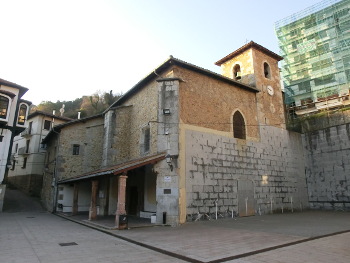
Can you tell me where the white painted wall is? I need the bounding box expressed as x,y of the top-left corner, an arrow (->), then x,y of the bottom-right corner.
108,176 -> 118,215
57,181 -> 91,213
0,130 -> 11,183
8,114 -> 69,178
144,165 -> 157,212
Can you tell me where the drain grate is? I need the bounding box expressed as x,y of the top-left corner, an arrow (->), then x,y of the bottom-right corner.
59,242 -> 78,247
26,217 -> 35,218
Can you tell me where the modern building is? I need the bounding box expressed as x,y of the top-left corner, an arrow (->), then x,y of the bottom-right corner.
7,111 -> 71,196
0,78 -> 31,211
275,0 -> 350,118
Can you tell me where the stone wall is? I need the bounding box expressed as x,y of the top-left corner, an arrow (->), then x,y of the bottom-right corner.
303,123 -> 350,210
116,81 -> 159,161
220,49 -> 256,87
253,49 -> 285,130
154,78 -> 181,226
57,117 -> 104,181
176,66 -> 260,140
7,174 -> 43,197
184,125 -> 308,219
41,133 -> 59,212
218,47 -> 285,130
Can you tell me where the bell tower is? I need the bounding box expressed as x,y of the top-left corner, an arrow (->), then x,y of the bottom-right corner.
215,41 -> 285,129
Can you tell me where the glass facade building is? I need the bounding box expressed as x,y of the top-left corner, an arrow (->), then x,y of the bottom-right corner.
275,0 -> 350,118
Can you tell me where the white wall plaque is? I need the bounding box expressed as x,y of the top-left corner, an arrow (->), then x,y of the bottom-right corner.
164,176 -> 171,183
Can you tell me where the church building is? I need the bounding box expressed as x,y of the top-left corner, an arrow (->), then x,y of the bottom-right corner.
41,42 -> 308,227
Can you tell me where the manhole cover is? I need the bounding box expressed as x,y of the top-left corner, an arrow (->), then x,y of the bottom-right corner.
59,242 -> 78,247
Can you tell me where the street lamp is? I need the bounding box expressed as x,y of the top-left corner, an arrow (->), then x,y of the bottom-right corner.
165,154 -> 173,171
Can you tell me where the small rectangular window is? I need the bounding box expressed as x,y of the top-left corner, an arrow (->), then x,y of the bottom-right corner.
73,144 -> 80,155
26,140 -> 30,153
44,120 -> 51,130
144,128 -> 150,152
28,121 -> 33,134
22,157 -> 27,168
46,152 -> 50,168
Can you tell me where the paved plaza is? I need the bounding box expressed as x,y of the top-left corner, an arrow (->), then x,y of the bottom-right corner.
1,189 -> 350,263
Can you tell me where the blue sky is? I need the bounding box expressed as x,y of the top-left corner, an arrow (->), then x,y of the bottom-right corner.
0,0 -> 329,105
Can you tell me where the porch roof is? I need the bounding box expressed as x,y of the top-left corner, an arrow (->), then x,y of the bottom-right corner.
57,152 -> 166,184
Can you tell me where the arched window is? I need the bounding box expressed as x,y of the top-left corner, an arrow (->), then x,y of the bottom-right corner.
264,62 -> 271,79
0,95 -> 10,120
233,111 -> 246,139
17,103 -> 28,125
233,64 -> 242,80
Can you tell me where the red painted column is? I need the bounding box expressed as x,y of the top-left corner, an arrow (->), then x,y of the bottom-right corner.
115,173 -> 128,229
89,180 -> 99,220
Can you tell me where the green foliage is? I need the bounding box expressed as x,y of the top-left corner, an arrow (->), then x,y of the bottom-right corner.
32,90 -> 122,119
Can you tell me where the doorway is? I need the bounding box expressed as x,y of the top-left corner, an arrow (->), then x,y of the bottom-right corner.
237,179 -> 255,216
128,186 -> 139,215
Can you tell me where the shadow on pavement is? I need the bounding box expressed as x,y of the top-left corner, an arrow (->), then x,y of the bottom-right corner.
3,187 -> 44,213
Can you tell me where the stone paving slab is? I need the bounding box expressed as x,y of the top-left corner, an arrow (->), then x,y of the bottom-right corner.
230,232 -> 350,263
106,211 -> 350,262
0,212 -> 186,263
2,189 -> 350,263
108,221 -> 303,262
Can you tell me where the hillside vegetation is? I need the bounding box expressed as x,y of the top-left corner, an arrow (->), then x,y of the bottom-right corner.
30,90 -> 122,119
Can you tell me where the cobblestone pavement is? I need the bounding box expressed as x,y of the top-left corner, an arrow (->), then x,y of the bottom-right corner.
1,189 -> 350,263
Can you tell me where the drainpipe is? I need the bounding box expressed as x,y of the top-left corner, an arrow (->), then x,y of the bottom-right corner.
51,127 -> 60,213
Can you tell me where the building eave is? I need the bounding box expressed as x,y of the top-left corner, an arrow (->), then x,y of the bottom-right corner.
27,110 -> 73,121
58,152 -> 166,184
215,41 -> 283,66
42,113 -> 104,144
0,78 -> 29,98
106,56 -> 259,112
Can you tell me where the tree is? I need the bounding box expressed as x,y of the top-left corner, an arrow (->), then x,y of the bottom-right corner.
32,90 -> 123,119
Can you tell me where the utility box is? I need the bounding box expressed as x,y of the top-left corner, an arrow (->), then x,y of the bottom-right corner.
118,214 -> 128,229
151,214 -> 156,224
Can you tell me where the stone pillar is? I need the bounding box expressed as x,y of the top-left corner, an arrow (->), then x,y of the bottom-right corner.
89,180 -> 99,220
72,183 -> 79,215
115,173 -> 128,229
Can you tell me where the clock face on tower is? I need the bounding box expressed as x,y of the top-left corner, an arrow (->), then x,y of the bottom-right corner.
267,85 -> 274,96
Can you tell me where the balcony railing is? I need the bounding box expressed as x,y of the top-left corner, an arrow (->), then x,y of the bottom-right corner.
288,93 -> 350,116
21,128 -> 32,137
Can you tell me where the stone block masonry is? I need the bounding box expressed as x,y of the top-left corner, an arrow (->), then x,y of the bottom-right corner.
185,125 -> 308,219
303,123 -> 350,211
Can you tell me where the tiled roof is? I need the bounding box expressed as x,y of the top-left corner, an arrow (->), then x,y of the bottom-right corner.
58,152 -> 166,184
215,41 -> 283,66
107,55 -> 260,111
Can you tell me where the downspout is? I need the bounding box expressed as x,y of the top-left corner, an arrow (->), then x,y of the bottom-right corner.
51,127 -> 60,213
